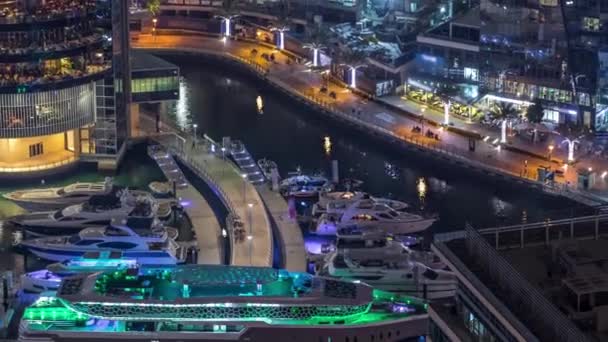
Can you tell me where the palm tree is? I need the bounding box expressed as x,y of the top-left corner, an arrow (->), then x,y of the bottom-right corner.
147,0 -> 160,17
215,0 -> 240,37
492,102 -> 518,119
339,50 -> 367,89
526,99 -> 544,124
492,102 -> 519,143
270,0 -> 291,49
303,28 -> 328,67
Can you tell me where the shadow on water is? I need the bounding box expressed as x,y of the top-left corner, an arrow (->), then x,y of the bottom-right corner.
161,54 -> 580,234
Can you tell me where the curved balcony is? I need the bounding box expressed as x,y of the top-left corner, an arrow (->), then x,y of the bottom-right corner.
0,33 -> 104,63
0,81 -> 96,138
0,63 -> 110,94
0,4 -> 95,28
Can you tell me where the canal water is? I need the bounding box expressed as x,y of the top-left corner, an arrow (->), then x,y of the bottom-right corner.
164,55 -> 581,233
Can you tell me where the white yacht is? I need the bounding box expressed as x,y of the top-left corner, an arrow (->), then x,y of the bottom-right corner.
19,224 -> 185,265
314,203 -> 436,236
8,190 -> 166,236
3,178 -> 114,211
20,251 -> 140,293
331,229 -> 445,269
279,174 -> 333,197
313,192 -> 409,216
320,250 -> 456,299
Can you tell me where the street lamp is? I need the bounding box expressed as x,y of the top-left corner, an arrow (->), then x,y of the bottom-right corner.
270,26 -> 289,50
303,43 -> 325,67
192,123 -> 198,147
341,64 -> 366,89
443,100 -> 451,126
221,147 -> 226,176
420,106 -> 427,130
548,144 -> 554,161
152,17 -> 158,41
247,203 -> 253,265
241,173 -> 247,205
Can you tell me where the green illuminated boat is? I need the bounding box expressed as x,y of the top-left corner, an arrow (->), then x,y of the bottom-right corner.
19,265 -> 428,342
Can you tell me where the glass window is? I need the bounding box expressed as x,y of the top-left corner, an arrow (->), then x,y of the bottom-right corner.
543,109 -> 559,123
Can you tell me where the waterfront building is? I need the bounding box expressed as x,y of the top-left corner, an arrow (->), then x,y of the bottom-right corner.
477,0 -> 608,130
0,0 -> 178,176
0,0 -> 128,174
429,224 -> 608,342
408,6 -> 481,120
19,265 -> 428,341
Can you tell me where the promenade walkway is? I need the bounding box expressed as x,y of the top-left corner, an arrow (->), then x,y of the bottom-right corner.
139,113 -> 273,268
133,33 -> 606,205
256,185 -> 307,272
177,185 -> 222,264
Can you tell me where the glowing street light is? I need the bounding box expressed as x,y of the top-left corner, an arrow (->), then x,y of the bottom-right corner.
192,123 -> 198,147
247,202 -> 254,265
303,43 -> 326,67
548,144 -> 554,160
561,138 -> 579,163
444,100 -> 451,126
270,26 -> 289,50
500,119 -> 507,143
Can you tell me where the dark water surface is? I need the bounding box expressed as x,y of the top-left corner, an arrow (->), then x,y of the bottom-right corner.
164,55 -> 580,234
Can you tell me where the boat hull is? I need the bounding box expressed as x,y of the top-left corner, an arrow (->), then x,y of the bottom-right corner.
313,219 -> 435,236
6,199 -> 82,212
23,245 -> 179,265
20,271 -> 61,293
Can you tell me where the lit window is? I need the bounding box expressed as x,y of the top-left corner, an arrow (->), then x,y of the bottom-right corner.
543,109 -> 559,123
582,17 -> 600,32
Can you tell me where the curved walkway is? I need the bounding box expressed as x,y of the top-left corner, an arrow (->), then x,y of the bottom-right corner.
133,33 -> 605,207
139,113 -> 273,268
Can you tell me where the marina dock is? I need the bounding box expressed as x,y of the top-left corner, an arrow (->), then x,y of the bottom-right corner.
256,185 -> 307,272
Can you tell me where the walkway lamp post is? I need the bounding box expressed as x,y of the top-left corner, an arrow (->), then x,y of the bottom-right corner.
303,43 -> 325,67
270,26 -> 289,50
341,64 -> 366,89
444,100 -> 451,126
247,203 -> 253,265
562,138 -> 579,163
152,17 -> 157,41
548,144 -> 554,161
241,173 -> 247,205
192,124 -> 198,147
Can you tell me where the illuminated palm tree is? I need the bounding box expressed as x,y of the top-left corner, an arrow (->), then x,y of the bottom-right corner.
492,102 -> 519,143
215,0 -> 240,37
339,50 -> 367,89
270,0 -> 291,49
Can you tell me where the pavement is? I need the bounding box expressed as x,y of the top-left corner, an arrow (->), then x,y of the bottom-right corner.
133,33 -> 608,204
138,109 -> 273,268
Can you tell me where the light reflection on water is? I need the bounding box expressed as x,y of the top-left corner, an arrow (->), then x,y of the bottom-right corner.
163,55 -> 580,233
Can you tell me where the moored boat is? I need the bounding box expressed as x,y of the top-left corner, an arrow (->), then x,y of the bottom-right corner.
19,224 -> 184,264
280,174 -> 333,197
20,251 -> 140,293
3,178 -> 115,211
19,265 -> 429,342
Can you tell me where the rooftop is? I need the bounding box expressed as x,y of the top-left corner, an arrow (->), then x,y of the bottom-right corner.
131,51 -> 179,73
